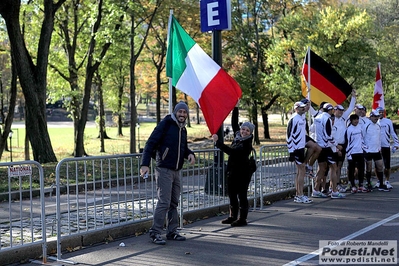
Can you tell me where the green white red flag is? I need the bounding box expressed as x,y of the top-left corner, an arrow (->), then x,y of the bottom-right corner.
166,15 -> 242,134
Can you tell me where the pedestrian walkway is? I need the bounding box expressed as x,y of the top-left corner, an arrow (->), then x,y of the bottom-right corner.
16,173 -> 399,266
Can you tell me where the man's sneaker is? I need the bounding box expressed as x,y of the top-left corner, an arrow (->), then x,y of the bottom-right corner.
150,234 -> 166,245
357,186 -> 369,193
366,183 -> 373,191
374,181 -> 380,188
294,195 -> 313,204
166,232 -> 186,241
345,184 -> 352,192
351,187 -> 357,194
385,181 -> 393,189
378,185 -> 390,192
337,184 -> 347,193
331,192 -> 346,199
312,190 -> 327,198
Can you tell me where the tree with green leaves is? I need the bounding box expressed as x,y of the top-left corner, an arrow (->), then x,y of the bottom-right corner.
128,0 -> 163,153
145,0 -> 203,124
362,0 -> 399,116
266,1 -> 375,119
49,0 -> 128,156
0,0 -> 67,163
225,0 -> 274,143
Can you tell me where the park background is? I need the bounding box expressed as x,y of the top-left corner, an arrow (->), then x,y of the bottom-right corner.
0,0 -> 399,164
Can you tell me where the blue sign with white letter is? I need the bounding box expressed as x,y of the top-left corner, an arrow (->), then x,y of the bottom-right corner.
200,0 -> 231,32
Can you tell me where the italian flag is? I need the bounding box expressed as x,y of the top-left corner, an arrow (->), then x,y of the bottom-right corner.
166,15 -> 242,134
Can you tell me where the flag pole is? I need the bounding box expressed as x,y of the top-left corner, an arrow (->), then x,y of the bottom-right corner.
167,10 -> 173,114
306,47 -> 312,127
307,47 -> 311,101
378,62 -> 386,117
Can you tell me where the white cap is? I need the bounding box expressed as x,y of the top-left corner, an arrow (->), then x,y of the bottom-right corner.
334,105 -> 344,111
355,104 -> 365,110
323,103 -> 333,110
294,101 -> 306,109
370,110 -> 380,117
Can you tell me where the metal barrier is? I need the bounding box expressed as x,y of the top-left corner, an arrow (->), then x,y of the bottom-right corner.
2,145 -> 399,264
0,161 -> 48,264
52,154 -> 149,264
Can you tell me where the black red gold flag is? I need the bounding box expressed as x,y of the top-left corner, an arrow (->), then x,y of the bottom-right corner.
301,50 -> 352,106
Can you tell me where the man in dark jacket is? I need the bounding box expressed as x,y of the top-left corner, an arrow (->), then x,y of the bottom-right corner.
140,101 -> 195,245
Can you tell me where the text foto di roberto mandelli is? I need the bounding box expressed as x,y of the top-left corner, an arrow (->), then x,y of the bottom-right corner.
327,240 -> 393,246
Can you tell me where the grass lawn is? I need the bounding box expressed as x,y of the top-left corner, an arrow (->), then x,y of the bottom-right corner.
0,120 -> 286,193
4,120 -> 287,163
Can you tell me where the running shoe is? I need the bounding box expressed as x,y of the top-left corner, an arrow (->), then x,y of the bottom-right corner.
378,185 -> 390,192
357,186 -> 369,193
351,186 -> 357,194
150,234 -> 166,245
166,232 -> 186,241
301,195 -> 313,204
385,181 -> 393,189
366,183 -> 373,191
331,192 -> 346,199
337,184 -> 347,193
374,181 -> 380,188
311,190 -> 328,198
294,195 -> 313,204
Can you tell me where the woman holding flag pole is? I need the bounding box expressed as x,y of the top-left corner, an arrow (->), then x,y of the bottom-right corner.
212,100 -> 255,226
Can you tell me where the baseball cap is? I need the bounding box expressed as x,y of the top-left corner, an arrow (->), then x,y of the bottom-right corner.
355,104 -> 365,110
294,101 -> 306,109
370,110 -> 380,117
334,105 -> 344,111
319,101 -> 327,109
323,103 -> 333,111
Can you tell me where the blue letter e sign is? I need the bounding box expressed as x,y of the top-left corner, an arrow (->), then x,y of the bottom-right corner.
200,0 -> 231,32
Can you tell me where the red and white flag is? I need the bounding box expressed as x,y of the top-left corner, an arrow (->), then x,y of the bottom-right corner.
372,63 -> 384,111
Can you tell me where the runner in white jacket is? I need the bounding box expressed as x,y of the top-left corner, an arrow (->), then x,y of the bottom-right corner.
363,110 -> 389,192
374,107 -> 399,189
344,114 -> 365,193
333,90 -> 356,191
313,103 -> 344,199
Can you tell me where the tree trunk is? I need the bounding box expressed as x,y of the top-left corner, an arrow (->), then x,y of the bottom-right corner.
0,0 -> 59,163
260,94 -> 280,140
196,104 -> 200,125
73,0 -> 114,157
96,73 -> 107,153
263,113 -> 271,139
129,14 -> 137,154
251,100 -> 260,145
117,82 -> 124,136
0,58 -> 17,160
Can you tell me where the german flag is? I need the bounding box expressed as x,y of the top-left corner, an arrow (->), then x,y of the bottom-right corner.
301,49 -> 352,106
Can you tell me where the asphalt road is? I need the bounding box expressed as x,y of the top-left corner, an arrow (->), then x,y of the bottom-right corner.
17,171 -> 399,266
